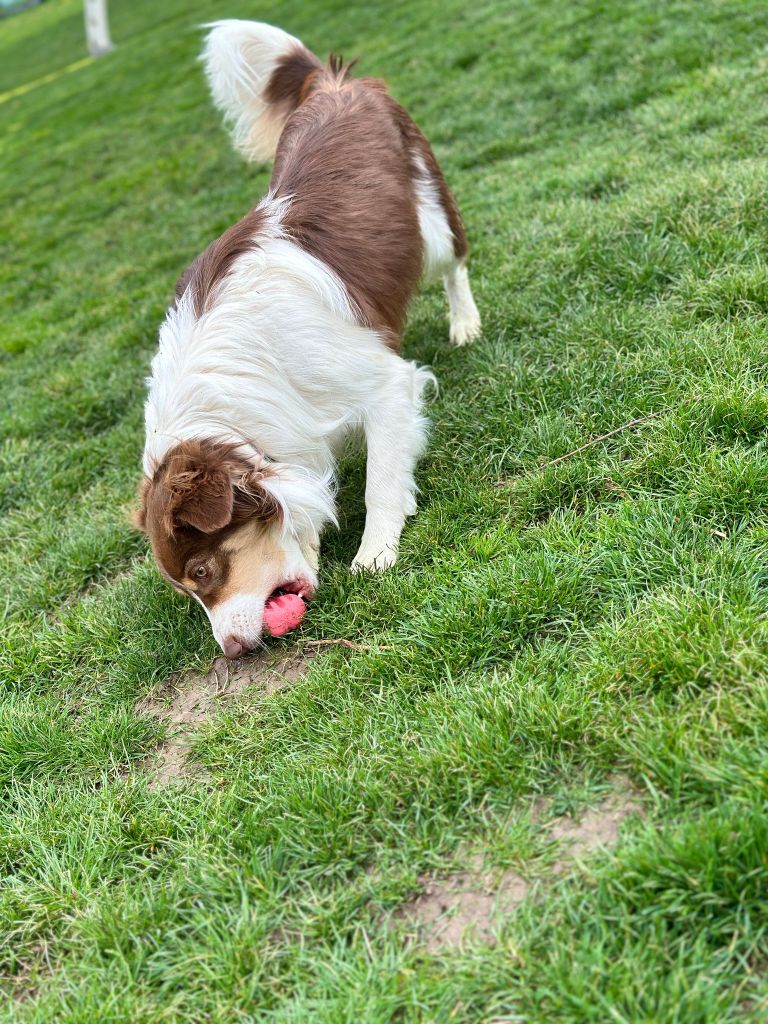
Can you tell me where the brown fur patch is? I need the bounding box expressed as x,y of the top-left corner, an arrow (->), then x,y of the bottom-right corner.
271,73 -> 423,345
175,55 -> 467,347
264,44 -> 323,117
209,519 -> 283,610
164,458 -> 233,535
132,476 -> 150,531
137,440 -> 281,601
386,95 -> 468,260
174,206 -> 267,318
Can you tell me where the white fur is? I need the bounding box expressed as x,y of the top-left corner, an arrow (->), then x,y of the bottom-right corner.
206,592 -> 264,652
412,153 -> 481,345
143,199 -> 433,593
207,548 -> 318,654
444,262 -> 482,346
413,153 -> 455,282
197,591 -> 266,655
351,360 -> 434,571
143,198 -> 355,473
201,20 -> 307,163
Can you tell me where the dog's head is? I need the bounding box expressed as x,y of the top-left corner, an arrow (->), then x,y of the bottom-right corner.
134,439 -> 318,657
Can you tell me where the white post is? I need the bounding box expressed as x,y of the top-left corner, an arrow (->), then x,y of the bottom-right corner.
84,0 -> 114,57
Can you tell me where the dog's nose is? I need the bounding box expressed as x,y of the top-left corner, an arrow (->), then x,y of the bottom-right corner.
221,635 -> 245,659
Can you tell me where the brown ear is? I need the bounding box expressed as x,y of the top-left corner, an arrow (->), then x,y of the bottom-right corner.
166,461 -> 234,534
132,477 -> 150,533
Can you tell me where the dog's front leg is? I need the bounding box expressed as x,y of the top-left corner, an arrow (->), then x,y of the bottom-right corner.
351,362 -> 432,572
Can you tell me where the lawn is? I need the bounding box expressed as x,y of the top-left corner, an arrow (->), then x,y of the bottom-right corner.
2,0 -> 768,1019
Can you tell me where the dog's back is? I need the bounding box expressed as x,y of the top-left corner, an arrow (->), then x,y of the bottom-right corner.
202,20 -> 470,346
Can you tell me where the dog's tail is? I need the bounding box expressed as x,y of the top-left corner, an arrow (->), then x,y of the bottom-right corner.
201,20 -> 324,164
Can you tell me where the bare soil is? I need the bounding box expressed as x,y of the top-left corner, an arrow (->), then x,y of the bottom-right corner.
396,775 -> 645,952
136,648 -> 315,787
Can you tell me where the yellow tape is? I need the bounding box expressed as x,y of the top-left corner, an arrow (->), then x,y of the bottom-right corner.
0,55 -> 93,105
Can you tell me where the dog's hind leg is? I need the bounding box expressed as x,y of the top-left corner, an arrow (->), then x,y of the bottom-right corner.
351,360 -> 434,572
444,259 -> 481,346
410,145 -> 481,346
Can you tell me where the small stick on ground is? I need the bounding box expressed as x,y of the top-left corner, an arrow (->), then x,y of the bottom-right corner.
361,927 -> 375,963
304,639 -> 392,652
540,410 -> 665,469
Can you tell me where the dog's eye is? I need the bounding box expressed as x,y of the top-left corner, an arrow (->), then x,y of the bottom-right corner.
194,564 -> 208,579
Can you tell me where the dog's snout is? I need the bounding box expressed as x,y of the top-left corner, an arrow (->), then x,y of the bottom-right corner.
221,635 -> 246,659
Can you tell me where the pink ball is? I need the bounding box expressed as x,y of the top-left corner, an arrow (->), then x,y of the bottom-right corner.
263,592 -> 307,636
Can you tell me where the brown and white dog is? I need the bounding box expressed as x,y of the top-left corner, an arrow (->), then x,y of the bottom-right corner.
134,20 -> 481,657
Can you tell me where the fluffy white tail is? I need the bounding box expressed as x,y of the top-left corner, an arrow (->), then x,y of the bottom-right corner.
201,20 -> 321,164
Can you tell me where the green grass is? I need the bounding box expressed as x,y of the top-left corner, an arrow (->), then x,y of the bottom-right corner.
2,0 -> 768,1019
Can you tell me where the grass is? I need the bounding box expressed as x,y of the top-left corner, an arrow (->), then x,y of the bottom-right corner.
2,0 -> 768,1018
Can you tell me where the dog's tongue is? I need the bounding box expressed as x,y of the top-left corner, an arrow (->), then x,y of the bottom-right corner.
263,592 -> 307,636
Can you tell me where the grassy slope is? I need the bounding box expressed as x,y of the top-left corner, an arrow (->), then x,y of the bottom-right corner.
2,0 -> 768,1019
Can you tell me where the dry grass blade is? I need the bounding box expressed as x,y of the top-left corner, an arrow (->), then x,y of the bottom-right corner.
303,638 -> 392,652
540,411 -> 666,469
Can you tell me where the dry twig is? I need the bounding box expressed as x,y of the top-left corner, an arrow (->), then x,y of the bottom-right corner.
540,410 -> 665,468
304,638 -> 392,652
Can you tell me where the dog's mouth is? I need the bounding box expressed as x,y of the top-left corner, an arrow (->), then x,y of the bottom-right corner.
268,578 -> 313,604
263,579 -> 314,636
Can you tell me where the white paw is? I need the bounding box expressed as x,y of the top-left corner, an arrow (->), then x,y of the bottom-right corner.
450,312 -> 481,346
351,542 -> 399,573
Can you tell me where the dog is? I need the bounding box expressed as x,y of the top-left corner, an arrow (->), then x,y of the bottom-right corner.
134,20 -> 481,657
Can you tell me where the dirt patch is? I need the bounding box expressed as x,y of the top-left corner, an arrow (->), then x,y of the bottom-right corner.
1,942 -> 49,1005
548,778 -> 645,871
136,648 -> 315,788
396,775 -> 644,952
400,867 -> 531,954
736,956 -> 768,1015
